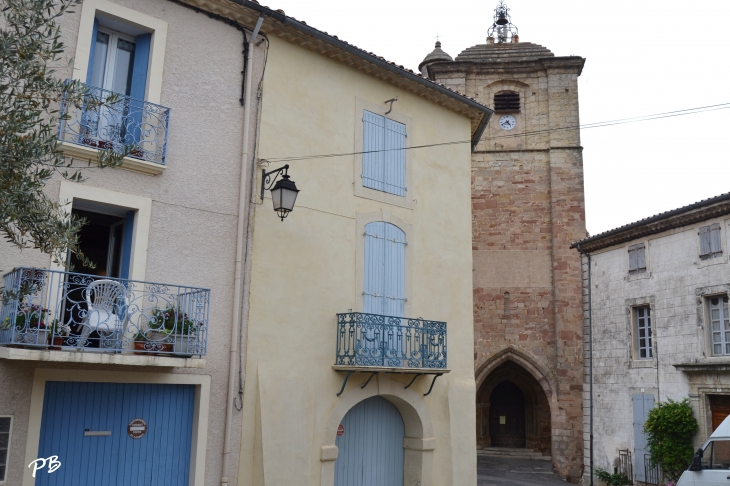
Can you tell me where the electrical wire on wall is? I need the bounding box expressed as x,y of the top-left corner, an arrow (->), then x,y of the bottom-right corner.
261,102 -> 730,163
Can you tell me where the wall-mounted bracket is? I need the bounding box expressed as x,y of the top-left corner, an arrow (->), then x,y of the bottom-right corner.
424,373 -> 443,396
404,373 -> 423,389
361,372 -> 379,389
336,371 -> 354,397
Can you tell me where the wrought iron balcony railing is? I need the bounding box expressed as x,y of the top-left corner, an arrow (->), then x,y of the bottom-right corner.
58,82 -> 171,165
0,268 -> 209,357
335,312 -> 447,369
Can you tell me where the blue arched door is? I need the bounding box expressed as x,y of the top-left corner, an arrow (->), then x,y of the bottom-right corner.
335,396 -> 405,486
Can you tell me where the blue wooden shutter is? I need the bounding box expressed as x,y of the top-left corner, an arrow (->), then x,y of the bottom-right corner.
710,224 -> 723,255
86,19 -> 100,86
363,111 -> 385,192
383,223 -> 406,317
364,222 -> 386,314
120,210 -> 135,280
383,118 -> 406,196
632,394 -> 654,482
127,33 -> 151,146
364,222 -> 406,317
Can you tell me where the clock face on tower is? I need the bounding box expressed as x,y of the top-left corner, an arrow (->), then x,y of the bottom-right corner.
499,114 -> 517,130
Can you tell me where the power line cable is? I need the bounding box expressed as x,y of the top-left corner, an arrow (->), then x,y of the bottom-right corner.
264,102 -> 730,163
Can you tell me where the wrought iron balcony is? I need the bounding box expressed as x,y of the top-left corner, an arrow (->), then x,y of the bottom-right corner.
335,312 -> 447,370
0,268 -> 209,357
58,82 -> 170,165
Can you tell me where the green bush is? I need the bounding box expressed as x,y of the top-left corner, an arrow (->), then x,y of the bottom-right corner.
644,398 -> 698,482
595,467 -> 632,486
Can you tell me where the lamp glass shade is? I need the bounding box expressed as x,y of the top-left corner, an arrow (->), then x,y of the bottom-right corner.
270,175 -> 299,220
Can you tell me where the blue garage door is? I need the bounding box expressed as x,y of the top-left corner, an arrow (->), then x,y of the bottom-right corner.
335,396 -> 405,486
37,382 -> 195,486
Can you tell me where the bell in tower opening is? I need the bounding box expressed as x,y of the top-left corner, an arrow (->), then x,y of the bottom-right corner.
419,3 -> 587,483
488,0 -> 519,44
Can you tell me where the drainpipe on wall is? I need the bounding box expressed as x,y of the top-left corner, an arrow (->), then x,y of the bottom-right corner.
221,12 -> 265,486
576,244 -> 593,486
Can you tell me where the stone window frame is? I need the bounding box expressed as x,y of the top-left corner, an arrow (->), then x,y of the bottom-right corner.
626,240 -> 651,282
697,284 -> 730,358
482,79 -> 529,151
625,296 -> 657,368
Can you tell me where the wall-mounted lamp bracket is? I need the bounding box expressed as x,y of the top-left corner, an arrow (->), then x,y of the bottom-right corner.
260,164 -> 290,201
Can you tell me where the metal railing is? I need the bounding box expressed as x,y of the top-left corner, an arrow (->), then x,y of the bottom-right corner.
0,268 -> 209,357
644,453 -> 662,486
335,312 -> 447,369
618,449 -> 633,483
58,82 -> 171,165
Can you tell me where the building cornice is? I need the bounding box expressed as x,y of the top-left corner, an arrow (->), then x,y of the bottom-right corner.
429,56 -> 586,78
674,362 -> 730,373
175,0 -> 493,148
572,194 -> 730,253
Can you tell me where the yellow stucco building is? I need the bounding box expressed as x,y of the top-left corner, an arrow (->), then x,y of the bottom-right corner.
213,3 -> 494,485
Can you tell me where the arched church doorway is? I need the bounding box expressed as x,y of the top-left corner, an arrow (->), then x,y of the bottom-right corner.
334,396 -> 405,486
489,381 -> 526,447
477,361 -> 552,455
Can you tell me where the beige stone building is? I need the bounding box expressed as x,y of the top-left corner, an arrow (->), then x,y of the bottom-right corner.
573,193 -> 730,485
419,2 -> 587,481
1,1 -> 493,486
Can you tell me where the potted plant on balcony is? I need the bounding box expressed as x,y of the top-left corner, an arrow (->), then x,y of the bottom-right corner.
48,319 -> 70,350
150,305 -> 201,357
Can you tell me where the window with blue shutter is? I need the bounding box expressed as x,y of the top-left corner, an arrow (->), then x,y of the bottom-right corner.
86,20 -> 151,146
364,222 -> 406,317
700,224 -> 723,260
362,111 -> 407,197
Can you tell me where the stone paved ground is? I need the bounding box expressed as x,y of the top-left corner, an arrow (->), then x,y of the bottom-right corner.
477,455 -> 566,486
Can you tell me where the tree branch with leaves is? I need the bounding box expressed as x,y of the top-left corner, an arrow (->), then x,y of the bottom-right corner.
1,0 -> 133,268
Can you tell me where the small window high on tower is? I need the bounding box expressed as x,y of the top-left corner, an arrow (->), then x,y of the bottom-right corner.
494,91 -> 520,112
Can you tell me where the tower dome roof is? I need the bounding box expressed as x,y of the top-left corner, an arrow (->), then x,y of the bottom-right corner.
455,42 -> 554,63
418,41 -> 453,72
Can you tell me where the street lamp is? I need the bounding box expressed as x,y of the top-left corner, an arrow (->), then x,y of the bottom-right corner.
261,164 -> 300,221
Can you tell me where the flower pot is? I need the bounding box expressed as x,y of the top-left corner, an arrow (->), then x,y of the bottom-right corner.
171,334 -> 197,357
49,336 -> 66,351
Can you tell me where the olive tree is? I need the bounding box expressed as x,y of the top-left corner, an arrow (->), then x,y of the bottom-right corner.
1,0 -> 130,268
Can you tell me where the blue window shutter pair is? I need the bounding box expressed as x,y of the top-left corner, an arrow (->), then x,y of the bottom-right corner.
362,111 -> 406,196
364,222 -> 406,317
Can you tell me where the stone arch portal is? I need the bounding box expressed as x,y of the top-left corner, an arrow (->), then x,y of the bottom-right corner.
477,361 -> 552,455
320,374 -> 434,486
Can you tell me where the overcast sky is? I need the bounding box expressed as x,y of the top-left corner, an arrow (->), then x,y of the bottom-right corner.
265,0 -> 730,235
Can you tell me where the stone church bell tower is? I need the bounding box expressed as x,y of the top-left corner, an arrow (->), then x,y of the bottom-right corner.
420,1 -> 587,482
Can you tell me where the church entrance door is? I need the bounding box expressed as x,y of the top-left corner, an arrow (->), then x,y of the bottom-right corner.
489,381 -> 526,448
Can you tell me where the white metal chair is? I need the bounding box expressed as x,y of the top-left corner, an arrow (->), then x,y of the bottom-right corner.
77,279 -> 129,349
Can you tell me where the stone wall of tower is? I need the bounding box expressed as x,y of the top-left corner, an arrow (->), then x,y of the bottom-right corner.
431,55 -> 586,482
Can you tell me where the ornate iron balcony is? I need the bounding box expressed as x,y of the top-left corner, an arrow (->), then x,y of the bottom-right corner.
58,82 -> 171,165
335,312 -> 447,369
0,268 -> 209,357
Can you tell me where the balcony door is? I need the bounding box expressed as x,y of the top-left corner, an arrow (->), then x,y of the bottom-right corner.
363,222 -> 406,361
85,18 -> 151,148
63,205 -> 134,346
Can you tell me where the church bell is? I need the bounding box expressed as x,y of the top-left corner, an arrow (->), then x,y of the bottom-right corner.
496,12 -> 508,25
